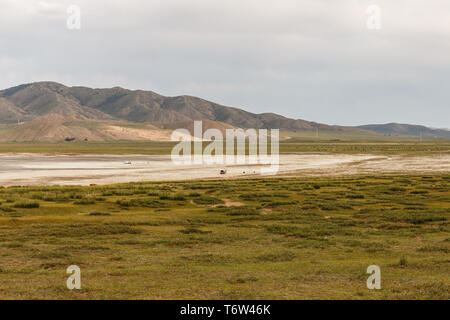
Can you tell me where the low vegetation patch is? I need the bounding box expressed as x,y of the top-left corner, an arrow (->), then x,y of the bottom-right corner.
13,201 -> 40,209
0,174 -> 448,299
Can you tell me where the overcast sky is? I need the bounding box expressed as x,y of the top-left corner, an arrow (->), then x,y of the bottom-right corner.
1,0 -> 449,128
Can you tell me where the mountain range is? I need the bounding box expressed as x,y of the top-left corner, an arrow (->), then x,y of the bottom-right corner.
0,81 -> 448,142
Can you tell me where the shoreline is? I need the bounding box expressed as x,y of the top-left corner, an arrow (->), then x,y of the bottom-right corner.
0,153 -> 449,187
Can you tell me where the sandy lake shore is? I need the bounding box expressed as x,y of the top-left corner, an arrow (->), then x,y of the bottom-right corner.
0,153 -> 449,186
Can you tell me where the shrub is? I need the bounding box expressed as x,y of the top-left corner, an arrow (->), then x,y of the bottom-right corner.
208,206 -> 259,216
160,194 -> 186,201
116,198 -> 168,208
116,199 -> 131,207
13,201 -> 40,209
193,196 -> 223,205
0,207 -> 15,212
263,201 -> 298,208
74,199 -> 96,205
89,212 -> 111,216
410,190 -> 429,195
389,187 -> 406,192
255,251 -> 295,262
345,194 -> 365,199
188,192 -> 201,197
399,257 -> 408,267
69,193 -> 83,199
178,227 -> 212,234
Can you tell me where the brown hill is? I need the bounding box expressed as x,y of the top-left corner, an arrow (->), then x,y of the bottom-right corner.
0,82 -> 337,130
2,81 -> 446,142
0,115 -> 182,142
357,123 -> 450,139
0,82 -> 112,121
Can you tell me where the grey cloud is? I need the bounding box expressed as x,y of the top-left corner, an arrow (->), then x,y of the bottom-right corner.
0,0 -> 449,127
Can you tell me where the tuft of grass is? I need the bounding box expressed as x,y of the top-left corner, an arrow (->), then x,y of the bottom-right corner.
208,206 -> 259,216
178,227 -> 212,234
74,199 -> 96,205
193,196 -> 224,205
13,201 -> 40,208
89,212 -> 111,216
399,257 -> 408,268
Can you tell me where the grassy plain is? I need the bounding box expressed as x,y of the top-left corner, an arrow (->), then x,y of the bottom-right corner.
0,141 -> 449,155
0,175 -> 448,299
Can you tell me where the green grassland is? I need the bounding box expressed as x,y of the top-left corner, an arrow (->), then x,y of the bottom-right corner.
0,141 -> 449,155
0,175 -> 448,299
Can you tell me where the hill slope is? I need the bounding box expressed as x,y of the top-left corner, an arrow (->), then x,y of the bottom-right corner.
357,123 -> 450,139
0,82 -> 344,130
0,81 -> 448,142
